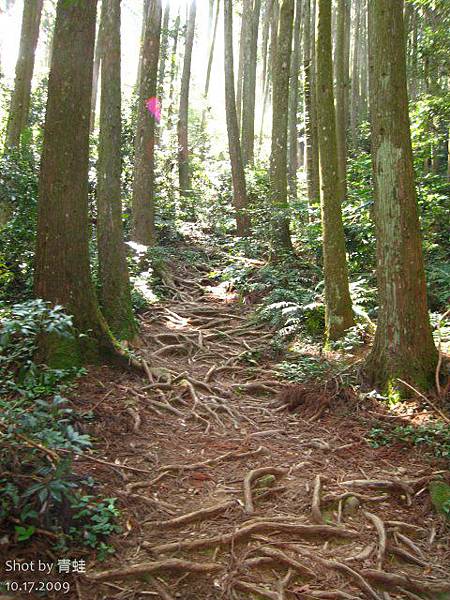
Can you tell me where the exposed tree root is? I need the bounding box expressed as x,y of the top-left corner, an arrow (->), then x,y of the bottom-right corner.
361,569 -> 450,595
154,501 -> 236,528
243,466 -> 288,513
158,446 -> 265,472
311,475 -> 324,524
363,512 -> 386,569
87,558 -> 223,582
258,546 -> 315,578
233,580 -> 279,599
145,521 -> 357,554
339,479 -> 413,505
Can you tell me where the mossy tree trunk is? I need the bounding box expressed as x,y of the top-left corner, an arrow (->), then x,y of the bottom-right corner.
270,0 -> 295,253
241,0 -> 261,166
178,0 -> 196,202
364,0 -> 438,391
6,0 -> 43,148
34,0 -> 120,366
97,0 -> 137,342
224,0 -> 249,236
316,0 -> 354,341
303,0 -> 320,210
132,0 -> 162,246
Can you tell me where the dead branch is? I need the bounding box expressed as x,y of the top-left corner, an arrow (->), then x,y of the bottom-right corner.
397,378 -> 450,424
87,558 -> 223,582
363,512 -> 386,569
312,475 -> 324,524
154,501 -> 236,528
243,466 -> 288,513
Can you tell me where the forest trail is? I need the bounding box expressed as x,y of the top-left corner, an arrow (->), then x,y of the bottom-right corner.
72,243 -> 449,600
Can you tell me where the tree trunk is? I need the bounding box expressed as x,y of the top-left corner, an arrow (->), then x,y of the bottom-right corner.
236,1 -> 251,131
157,1 -> 170,94
178,0 -> 196,202
270,0 -> 294,252
224,0 -> 249,236
241,0 -> 261,166
167,9 -> 181,127
303,0 -> 320,208
288,0 -> 302,200
132,0 -> 162,246
201,0 -> 220,128
6,0 -> 43,148
97,0 -> 136,341
334,0 -> 350,198
350,0 -> 361,150
90,8 -> 103,132
259,0 -> 278,148
364,0 -> 437,391
34,0 -> 118,366
316,0 -> 354,341
136,0 -> 151,91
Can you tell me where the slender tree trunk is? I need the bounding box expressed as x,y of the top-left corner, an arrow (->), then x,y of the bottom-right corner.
236,1 -> 251,130
288,0 -> 302,199
6,0 -> 43,148
132,0 -> 162,245
167,9 -> 180,127
241,0 -> 261,166
136,0 -> 151,91
316,0 -> 354,341
260,0 -> 273,98
97,0 -> 136,341
178,0 -> 196,201
224,0 -> 249,236
334,0 -> 350,198
303,0 -> 320,208
350,0 -> 361,150
90,9 -> 103,132
34,0 -> 119,366
201,0 -> 220,128
224,0 -> 250,236
157,1 -> 170,94
364,0 -> 438,391
270,0 -> 294,252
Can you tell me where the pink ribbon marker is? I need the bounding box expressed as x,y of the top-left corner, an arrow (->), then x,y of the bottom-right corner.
145,97 -> 161,123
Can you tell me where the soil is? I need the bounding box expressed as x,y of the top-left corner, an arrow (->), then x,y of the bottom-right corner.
2,244 -> 449,600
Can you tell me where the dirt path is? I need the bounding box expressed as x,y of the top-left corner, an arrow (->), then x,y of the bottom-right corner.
70,247 -> 450,600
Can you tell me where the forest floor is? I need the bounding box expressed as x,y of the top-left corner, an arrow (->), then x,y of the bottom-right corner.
8,240 -> 450,600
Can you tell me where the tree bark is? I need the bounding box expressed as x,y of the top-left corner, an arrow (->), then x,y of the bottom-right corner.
34,0 -> 118,365
167,9 -> 181,128
241,0 -> 261,166
303,0 -> 320,208
6,0 -> 43,148
157,1 -> 170,95
224,0 -> 249,236
90,8 -> 103,132
178,0 -> 196,202
132,0 -> 162,246
350,0 -> 362,150
364,0 -> 437,391
97,0 -> 136,341
316,0 -> 354,341
288,0 -> 302,200
201,0 -> 220,128
270,0 -> 295,252
334,0 -> 350,198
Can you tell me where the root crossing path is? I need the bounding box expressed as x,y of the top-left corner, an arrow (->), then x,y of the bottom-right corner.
74,247 -> 449,600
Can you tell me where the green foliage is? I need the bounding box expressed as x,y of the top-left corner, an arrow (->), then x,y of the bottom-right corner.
429,481 -> 450,520
0,301 -> 120,554
368,422 -> 450,460
277,356 -> 332,382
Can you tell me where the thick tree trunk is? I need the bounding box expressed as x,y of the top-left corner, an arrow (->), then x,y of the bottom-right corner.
132,0 -> 162,246
241,0 -> 261,166
34,0 -> 118,365
364,0 -> 437,391
303,0 -> 320,208
288,0 -> 302,200
178,0 -> 196,201
334,0 -> 350,198
6,0 -> 43,148
316,0 -> 354,341
270,0 -> 294,252
97,0 -> 136,341
136,0 -> 151,91
224,0 -> 249,236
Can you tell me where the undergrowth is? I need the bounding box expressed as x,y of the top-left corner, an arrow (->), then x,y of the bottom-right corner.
368,422 -> 450,461
0,300 -> 120,558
